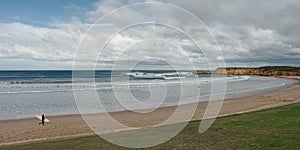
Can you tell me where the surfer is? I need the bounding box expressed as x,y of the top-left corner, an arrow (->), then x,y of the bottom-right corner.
39,114 -> 45,126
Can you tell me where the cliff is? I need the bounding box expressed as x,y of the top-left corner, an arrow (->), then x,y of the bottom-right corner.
195,66 -> 300,76
194,70 -> 211,74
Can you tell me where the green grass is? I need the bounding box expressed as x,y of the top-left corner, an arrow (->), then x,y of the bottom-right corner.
2,103 -> 300,150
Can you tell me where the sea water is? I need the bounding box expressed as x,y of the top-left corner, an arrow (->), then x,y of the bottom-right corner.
0,70 -> 295,120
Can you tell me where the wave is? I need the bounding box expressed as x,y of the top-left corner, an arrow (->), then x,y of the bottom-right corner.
0,75 -> 249,85
0,76 -> 48,78
0,76 -> 251,95
0,81 -> 74,84
124,71 -> 193,80
0,72 -> 193,84
163,76 -> 186,80
162,72 -> 193,76
199,75 -> 250,82
0,79 -> 102,84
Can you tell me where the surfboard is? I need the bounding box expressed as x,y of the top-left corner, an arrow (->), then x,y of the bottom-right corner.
35,115 -> 50,122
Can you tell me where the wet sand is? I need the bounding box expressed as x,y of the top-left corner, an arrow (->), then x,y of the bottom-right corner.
1,77 -> 300,146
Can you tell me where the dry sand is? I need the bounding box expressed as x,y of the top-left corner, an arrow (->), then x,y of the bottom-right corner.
1,77 -> 300,146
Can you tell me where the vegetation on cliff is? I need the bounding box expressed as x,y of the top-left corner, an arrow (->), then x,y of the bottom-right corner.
260,66 -> 300,72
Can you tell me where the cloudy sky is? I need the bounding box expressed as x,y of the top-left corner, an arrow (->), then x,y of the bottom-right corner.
0,0 -> 299,70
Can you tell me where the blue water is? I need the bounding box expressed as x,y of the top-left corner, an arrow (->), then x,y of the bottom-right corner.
0,70 -> 296,120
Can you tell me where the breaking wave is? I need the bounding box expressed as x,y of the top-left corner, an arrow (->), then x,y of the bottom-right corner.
0,75 -> 250,94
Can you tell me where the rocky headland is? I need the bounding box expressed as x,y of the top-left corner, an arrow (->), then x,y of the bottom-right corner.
195,66 -> 300,76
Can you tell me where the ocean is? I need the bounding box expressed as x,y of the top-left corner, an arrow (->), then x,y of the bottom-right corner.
0,70 -> 295,120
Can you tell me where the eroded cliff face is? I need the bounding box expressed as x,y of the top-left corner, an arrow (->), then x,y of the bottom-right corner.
214,68 -> 300,76
195,67 -> 300,76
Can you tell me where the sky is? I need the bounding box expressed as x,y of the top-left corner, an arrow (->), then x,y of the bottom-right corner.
0,0 -> 300,70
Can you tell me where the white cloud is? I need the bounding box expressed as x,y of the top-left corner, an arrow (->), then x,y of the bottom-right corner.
1,0 -> 300,70
0,22 -> 80,62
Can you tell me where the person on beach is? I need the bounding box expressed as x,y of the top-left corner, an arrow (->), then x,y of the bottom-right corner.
39,114 -> 45,126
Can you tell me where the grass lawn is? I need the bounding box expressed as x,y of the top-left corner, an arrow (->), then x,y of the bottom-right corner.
2,103 -> 300,150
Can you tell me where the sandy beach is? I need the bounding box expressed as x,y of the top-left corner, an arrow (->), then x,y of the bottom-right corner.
1,77 -> 300,146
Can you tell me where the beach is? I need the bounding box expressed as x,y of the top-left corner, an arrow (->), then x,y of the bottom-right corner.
1,77 -> 300,146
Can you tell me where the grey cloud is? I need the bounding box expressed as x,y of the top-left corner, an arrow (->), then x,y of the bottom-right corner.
1,0 -> 300,70
171,0 -> 300,66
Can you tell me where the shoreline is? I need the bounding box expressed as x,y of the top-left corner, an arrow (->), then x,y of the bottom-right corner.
0,75 -> 296,122
1,76 -> 300,146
